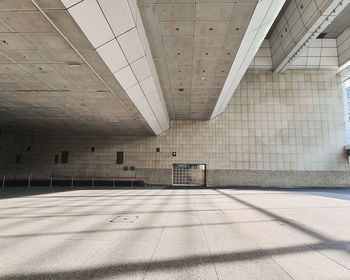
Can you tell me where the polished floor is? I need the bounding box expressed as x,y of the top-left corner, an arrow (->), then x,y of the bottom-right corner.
0,187 -> 350,280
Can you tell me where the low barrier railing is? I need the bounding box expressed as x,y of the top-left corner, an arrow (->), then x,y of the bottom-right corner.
0,176 -> 150,188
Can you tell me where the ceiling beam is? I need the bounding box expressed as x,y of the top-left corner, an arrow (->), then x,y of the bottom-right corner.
211,0 -> 286,119
270,0 -> 350,73
61,0 -> 170,135
338,26 -> 350,83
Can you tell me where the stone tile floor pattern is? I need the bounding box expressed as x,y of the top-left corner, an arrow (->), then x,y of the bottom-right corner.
0,187 -> 350,279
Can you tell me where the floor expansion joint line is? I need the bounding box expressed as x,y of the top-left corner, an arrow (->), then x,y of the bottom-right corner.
141,194 -> 173,280
193,194 -> 220,280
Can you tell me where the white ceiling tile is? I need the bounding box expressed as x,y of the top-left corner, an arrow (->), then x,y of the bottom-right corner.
140,76 -> 156,94
246,0 -> 270,33
140,77 -> 158,102
134,98 -> 162,134
98,0 -> 135,37
61,0 -> 81,8
130,56 -> 151,82
68,0 -> 114,48
117,28 -> 145,63
134,96 -> 149,112
114,65 -> 137,90
125,84 -> 144,102
96,39 -> 128,73
262,0 -> 284,26
127,0 -> 137,22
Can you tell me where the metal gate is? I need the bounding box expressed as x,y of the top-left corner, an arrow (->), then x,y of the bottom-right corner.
172,164 -> 206,186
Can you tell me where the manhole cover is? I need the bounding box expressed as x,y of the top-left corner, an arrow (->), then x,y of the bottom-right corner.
110,215 -> 139,223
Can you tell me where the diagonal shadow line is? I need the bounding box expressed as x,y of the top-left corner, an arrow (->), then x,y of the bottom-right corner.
0,208 -> 239,219
1,204 -> 350,211
16,189 -> 168,270
3,202 -> 350,219
214,189 -> 334,243
0,196 -> 86,232
0,193 -> 114,252
0,193 -> 238,199
1,241 -> 350,280
0,221 -> 283,239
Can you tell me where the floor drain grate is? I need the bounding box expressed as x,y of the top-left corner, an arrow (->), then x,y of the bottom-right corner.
110,215 -> 139,223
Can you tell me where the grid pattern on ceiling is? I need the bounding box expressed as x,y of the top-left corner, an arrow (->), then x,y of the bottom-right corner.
0,0 -> 153,136
249,38 -> 339,70
290,38 -> 338,69
138,0 -> 258,120
269,0 -> 349,73
63,0 -> 170,135
211,0 -> 286,118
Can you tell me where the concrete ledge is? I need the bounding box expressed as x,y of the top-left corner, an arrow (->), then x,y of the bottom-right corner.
207,169 -> 350,188
134,168 -> 350,188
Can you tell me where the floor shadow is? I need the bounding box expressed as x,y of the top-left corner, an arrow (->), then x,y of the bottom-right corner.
0,187 -> 75,200
213,189 -> 338,243
0,240 -> 349,280
0,219 -> 280,239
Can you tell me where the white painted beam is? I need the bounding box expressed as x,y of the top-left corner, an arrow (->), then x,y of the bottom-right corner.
211,0 -> 286,119
270,0 -> 350,73
63,0 -> 170,135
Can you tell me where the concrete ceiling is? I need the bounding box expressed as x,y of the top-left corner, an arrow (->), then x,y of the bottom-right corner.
321,3 -> 350,38
0,0 -> 154,135
138,0 -> 258,120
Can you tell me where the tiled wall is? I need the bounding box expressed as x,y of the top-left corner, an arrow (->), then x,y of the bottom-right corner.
0,69 -> 348,186
249,40 -> 273,69
250,39 -> 338,70
269,0 -> 345,72
290,39 -> 338,69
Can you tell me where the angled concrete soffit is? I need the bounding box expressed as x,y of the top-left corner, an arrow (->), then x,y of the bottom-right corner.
60,0 -> 170,135
211,0 -> 286,119
271,0 -> 350,73
338,25 -> 350,83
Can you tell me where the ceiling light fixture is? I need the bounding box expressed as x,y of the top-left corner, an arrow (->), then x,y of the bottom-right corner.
201,77 -> 205,80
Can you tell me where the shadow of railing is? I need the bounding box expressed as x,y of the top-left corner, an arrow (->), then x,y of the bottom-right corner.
0,240 -> 349,280
1,188 -> 350,279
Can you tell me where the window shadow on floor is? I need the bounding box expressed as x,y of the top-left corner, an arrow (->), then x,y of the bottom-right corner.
1,189 -> 350,279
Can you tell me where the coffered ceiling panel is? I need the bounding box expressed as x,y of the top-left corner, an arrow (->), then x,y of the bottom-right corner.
138,0 -> 258,119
